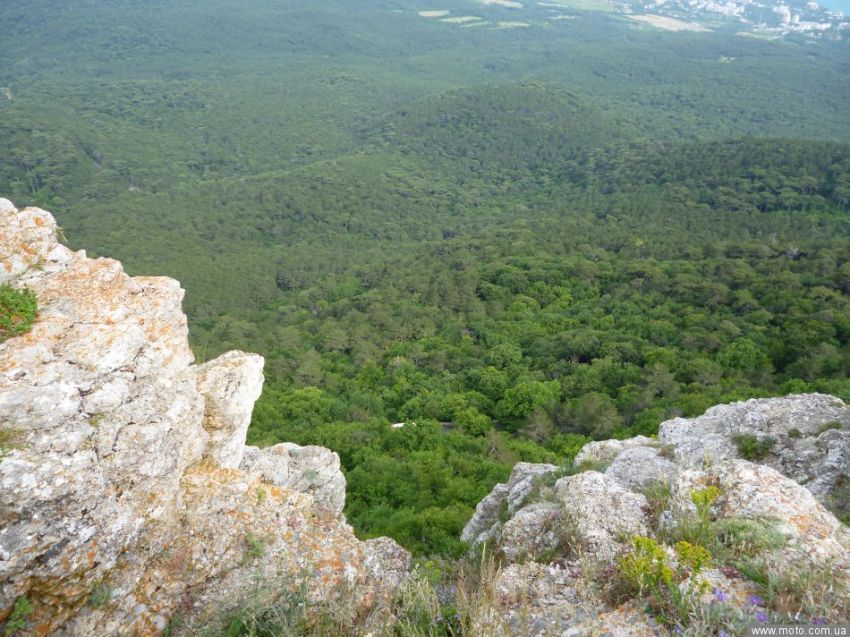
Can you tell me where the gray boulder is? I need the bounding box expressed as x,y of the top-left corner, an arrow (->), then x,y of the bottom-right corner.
605,445 -> 678,492
555,471 -> 650,561
461,462 -> 560,545
659,394 -> 850,511
0,201 -> 408,636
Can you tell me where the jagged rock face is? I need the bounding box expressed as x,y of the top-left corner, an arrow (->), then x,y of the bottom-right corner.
196,351 -> 265,469
554,471 -> 650,562
670,460 -> 850,574
0,202 -> 409,636
466,394 -> 850,561
239,442 -> 347,516
461,462 -> 559,546
465,395 -> 850,634
659,393 -> 850,506
473,561 -> 666,636
573,435 -> 656,468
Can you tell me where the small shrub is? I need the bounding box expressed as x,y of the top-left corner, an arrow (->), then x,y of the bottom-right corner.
613,536 -> 726,631
0,428 -> 25,457
641,480 -> 672,532
674,541 -> 712,574
712,517 -> 785,560
207,549 -> 521,636
658,444 -> 676,459
573,459 -> 609,473
245,533 -> 266,561
217,582 -> 313,637
765,562 -> 850,621
533,511 -> 581,564
4,595 -> 33,636
817,421 -> 843,435
690,486 -> 721,517
0,284 -> 37,343
731,433 -> 776,460
617,536 -> 673,596
497,498 -> 510,524
455,546 -> 532,636
825,474 -> 850,526
391,569 -> 455,636
538,467 -> 568,487
734,554 -> 850,623
667,486 -> 721,550
787,428 -> 802,439
162,614 -> 184,637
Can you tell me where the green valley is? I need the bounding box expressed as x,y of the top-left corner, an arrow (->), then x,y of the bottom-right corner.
1,0 -> 849,556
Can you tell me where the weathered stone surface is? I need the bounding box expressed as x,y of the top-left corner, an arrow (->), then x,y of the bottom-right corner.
605,446 -> 678,492
239,443 -> 290,485
670,459 -> 850,572
659,394 -> 850,507
498,503 -> 564,562
573,435 -> 656,469
196,351 -> 264,469
240,443 -> 347,515
279,443 -> 347,515
0,201 -> 408,636
464,468 -> 650,563
555,471 -> 650,561
461,462 -> 559,545
471,561 -> 663,637
362,537 -> 413,593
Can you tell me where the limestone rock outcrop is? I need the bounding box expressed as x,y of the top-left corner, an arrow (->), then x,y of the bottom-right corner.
239,442 -> 347,516
461,462 -> 559,546
0,201 -> 409,636
553,471 -> 650,561
669,459 -> 850,574
474,561 -> 665,637
659,393 -> 850,513
464,394 -> 850,634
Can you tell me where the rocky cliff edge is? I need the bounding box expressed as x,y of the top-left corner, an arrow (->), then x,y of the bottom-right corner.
463,394 -> 850,635
0,199 -> 409,636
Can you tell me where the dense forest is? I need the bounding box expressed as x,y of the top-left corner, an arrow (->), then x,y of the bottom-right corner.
1,0 -> 849,556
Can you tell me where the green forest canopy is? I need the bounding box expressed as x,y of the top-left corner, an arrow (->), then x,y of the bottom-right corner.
1,0 -> 849,555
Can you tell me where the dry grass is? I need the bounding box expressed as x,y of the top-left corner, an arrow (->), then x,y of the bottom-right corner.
197,547 -> 547,637
196,492 -> 850,637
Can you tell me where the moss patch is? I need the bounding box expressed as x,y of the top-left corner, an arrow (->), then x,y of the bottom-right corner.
0,284 -> 37,343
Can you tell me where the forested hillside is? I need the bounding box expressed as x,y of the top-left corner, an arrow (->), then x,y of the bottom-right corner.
1,0 -> 849,555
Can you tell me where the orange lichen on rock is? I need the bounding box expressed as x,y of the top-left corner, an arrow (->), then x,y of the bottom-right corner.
0,199 -> 410,636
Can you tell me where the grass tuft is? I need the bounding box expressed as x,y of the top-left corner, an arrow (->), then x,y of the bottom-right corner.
0,284 -> 37,343
731,433 -> 776,460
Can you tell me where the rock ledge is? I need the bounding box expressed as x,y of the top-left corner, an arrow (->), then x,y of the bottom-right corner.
0,200 -> 408,636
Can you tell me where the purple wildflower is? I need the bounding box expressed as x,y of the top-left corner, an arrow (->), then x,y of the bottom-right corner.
749,595 -> 765,607
719,630 -> 730,637
756,611 -> 769,623
713,588 -> 728,603
812,618 -> 828,626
